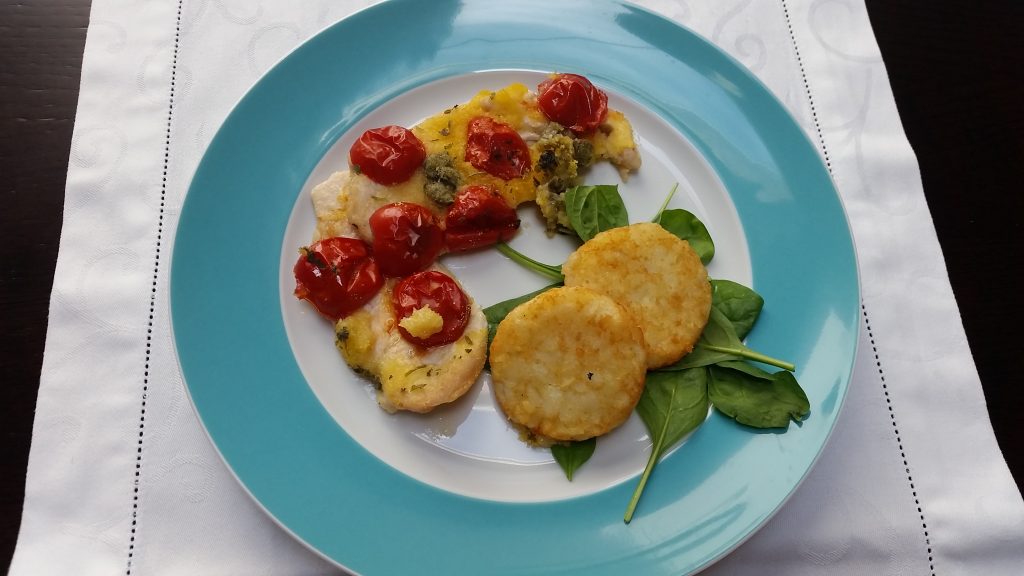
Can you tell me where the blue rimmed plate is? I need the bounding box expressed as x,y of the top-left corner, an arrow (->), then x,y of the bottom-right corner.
171,1 -> 859,574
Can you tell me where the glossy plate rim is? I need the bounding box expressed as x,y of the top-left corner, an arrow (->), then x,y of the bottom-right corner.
169,1 -> 860,574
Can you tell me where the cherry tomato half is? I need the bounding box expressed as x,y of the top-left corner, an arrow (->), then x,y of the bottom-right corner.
349,125 -> 426,185
369,202 -> 445,278
392,270 -> 471,348
464,116 -> 532,180
537,74 -> 608,135
444,185 -> 520,252
293,237 -> 383,320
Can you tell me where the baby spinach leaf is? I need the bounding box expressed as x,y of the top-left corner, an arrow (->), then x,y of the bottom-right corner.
714,360 -> 774,380
655,296 -> 788,372
495,243 -> 564,283
655,209 -> 715,264
564,184 -> 629,241
710,279 -> 764,340
656,345 -> 740,371
483,284 -> 561,346
707,364 -> 810,428
698,307 -> 796,372
551,437 -> 597,481
624,368 -> 709,523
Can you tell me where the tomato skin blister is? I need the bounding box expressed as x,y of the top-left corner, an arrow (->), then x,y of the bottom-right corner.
293,237 -> 383,320
537,73 -> 608,135
369,202 -> 446,278
349,125 -> 426,186
464,116 -> 532,180
444,185 -> 521,252
392,270 -> 471,347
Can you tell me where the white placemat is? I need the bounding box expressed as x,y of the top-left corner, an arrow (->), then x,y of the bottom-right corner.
12,1 -> 1024,574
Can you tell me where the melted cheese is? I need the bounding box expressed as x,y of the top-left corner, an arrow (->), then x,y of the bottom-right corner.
413,83 -> 546,207
398,306 -> 444,339
593,110 -> 642,179
333,273 -> 488,414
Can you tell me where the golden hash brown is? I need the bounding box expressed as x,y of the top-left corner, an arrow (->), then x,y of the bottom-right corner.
489,286 -> 647,441
562,222 -> 712,369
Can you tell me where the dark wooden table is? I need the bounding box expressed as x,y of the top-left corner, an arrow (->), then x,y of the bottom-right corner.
3,0 -> 1022,569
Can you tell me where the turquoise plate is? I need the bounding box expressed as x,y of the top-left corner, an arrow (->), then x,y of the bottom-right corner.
171,1 -> 859,574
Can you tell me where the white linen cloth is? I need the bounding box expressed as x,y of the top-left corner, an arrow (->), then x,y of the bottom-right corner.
12,0 -> 1024,574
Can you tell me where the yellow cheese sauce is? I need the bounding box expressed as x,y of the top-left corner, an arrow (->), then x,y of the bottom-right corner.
413,83 -> 545,207
412,81 -> 639,210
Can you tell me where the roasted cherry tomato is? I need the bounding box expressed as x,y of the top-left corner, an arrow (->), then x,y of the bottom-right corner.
444,185 -> 520,252
293,237 -> 383,320
392,270 -> 471,348
349,125 -> 426,185
369,202 -> 445,277
464,116 -> 531,180
537,73 -> 608,135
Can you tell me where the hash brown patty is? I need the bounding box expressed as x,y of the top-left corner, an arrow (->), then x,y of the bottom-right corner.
562,222 -> 712,369
489,286 -> 647,441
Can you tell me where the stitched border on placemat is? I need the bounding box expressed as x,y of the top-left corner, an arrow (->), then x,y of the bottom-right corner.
861,306 -> 936,573
780,0 -> 935,573
126,1 -> 184,574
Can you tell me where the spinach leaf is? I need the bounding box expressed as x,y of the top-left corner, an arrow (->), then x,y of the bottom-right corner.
698,307 -> 796,371
655,304 -> 793,372
551,437 -> 597,481
483,284 -> 561,346
495,243 -> 564,283
564,184 -> 629,241
656,345 -> 740,371
715,360 -> 774,380
710,279 -> 764,340
624,368 -> 709,523
707,364 -> 810,428
655,209 -> 715,264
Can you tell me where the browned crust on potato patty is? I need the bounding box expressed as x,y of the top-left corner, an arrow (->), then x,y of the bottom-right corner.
562,222 -> 712,369
489,286 -> 647,441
